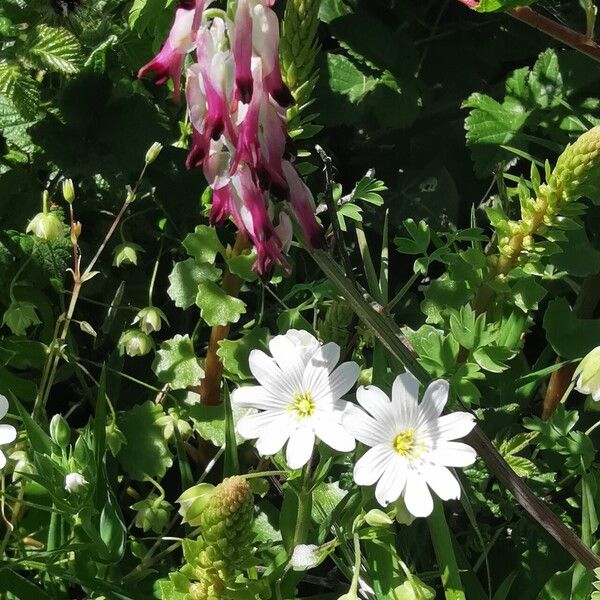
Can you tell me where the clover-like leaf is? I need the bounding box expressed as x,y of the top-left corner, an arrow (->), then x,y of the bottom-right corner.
182,225 -> 224,264
118,402 -> 173,481
152,335 -> 204,390
196,282 -> 246,326
167,258 -> 221,310
217,327 -> 269,380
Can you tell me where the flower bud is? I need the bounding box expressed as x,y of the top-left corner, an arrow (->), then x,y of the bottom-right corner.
131,493 -> 171,533
49,414 -> 71,448
70,221 -> 82,246
65,472 -> 88,493
145,142 -> 163,165
574,346 -> 600,402
2,301 -> 41,336
106,421 -> 127,456
62,179 -> 75,204
26,211 -> 64,241
118,329 -> 153,357
177,483 -> 215,526
390,497 -> 415,526
364,508 -> 393,527
156,408 -> 192,442
113,242 -> 143,267
132,306 -> 168,334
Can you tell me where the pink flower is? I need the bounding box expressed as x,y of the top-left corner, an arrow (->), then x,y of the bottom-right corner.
282,160 -> 324,250
138,3 -> 197,101
251,3 -> 294,107
232,0 -> 254,103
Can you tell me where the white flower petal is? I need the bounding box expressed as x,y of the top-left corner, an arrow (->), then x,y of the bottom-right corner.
391,373 -> 419,429
423,464 -> 461,501
303,360 -> 359,406
403,471 -> 434,517
417,379 -> 449,426
309,342 -> 340,373
432,412 -> 476,441
374,458 -> 407,507
356,385 -> 392,422
0,395 -> 8,420
236,410 -> 284,440
286,427 -> 315,469
248,350 -> 295,398
283,329 -> 320,364
429,441 -> 477,467
342,404 -> 388,447
268,334 -> 304,388
314,417 -> 355,452
0,450 -> 5,470
354,444 -> 395,486
0,424 -> 16,446
255,416 -> 292,456
231,385 -> 286,410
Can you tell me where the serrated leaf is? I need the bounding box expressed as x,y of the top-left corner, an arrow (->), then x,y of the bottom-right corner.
186,404 -> 226,446
473,345 -> 513,373
0,63 -> 40,120
326,54 -> 377,103
505,455 -> 538,478
117,402 -> 173,480
196,281 -> 246,326
351,175 -> 387,205
167,258 -> 221,310
511,277 -> 546,312
152,334 -> 204,389
0,94 -> 35,150
28,25 -> 81,75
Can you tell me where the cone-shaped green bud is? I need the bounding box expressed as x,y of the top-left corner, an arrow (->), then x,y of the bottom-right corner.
62,178 -> 75,204
167,477 -> 255,600
145,142 -> 163,165
551,126 -> 600,202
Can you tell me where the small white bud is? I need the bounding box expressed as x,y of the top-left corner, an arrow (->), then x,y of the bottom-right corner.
64,472 -> 88,493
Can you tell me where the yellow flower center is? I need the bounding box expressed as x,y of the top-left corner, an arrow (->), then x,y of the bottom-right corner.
393,428 -> 416,457
290,391 -> 316,419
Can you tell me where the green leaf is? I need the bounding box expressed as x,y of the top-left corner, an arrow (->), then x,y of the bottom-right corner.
325,54 -> 377,103
118,402 -> 173,480
504,455 -> 538,478
196,281 -> 246,326
0,94 -> 35,150
449,306 -> 484,350
187,403 -> 226,447
152,334 -> 204,390
510,277 -> 546,312
351,174 -> 387,205
463,92 -> 529,176
0,568 -> 53,600
543,298 -> 600,359
217,327 -> 269,380
182,225 -> 224,264
0,63 -> 40,121
14,396 -> 56,456
227,251 -> 258,282
28,25 -> 81,75
529,49 -> 562,109
167,258 -> 221,310
477,0 -> 538,11
473,345 -> 513,373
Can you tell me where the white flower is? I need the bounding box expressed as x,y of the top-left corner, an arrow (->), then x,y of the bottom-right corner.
233,329 -> 359,469
0,394 -> 17,470
343,373 -> 476,518
574,346 -> 600,401
64,472 -> 88,493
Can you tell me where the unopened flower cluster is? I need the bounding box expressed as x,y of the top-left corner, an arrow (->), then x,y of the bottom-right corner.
232,329 -> 478,518
139,0 -> 324,273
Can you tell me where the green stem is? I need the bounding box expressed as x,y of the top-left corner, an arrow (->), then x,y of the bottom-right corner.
292,465 -> 313,549
387,270 -> 420,311
427,499 -> 465,600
